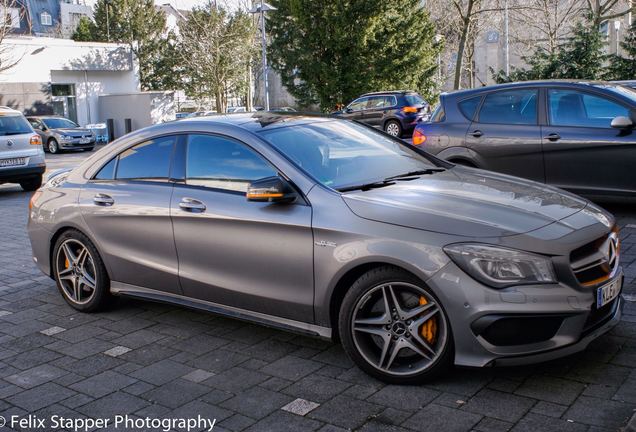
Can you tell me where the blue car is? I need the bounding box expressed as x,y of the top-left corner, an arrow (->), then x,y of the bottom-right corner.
334,91 -> 430,138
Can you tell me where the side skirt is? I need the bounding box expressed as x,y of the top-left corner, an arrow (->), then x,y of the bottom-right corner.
110,281 -> 333,340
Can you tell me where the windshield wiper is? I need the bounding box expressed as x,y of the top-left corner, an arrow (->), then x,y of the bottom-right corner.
337,180 -> 396,193
384,168 -> 446,181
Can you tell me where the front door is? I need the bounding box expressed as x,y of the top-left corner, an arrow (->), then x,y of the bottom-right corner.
542,88 -> 636,195
79,135 -> 181,295
340,97 -> 369,123
464,88 -> 544,182
171,134 -> 314,322
364,95 -> 391,127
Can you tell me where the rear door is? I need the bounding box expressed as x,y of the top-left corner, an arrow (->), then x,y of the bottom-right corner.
364,95 -> 393,127
542,88 -> 636,195
465,88 -> 544,182
79,135 -> 181,295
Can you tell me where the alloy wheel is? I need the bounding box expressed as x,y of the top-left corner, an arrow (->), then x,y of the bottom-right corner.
48,140 -> 59,153
350,282 -> 447,376
55,239 -> 97,305
385,122 -> 400,137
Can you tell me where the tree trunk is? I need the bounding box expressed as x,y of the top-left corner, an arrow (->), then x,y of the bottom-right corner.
453,0 -> 475,90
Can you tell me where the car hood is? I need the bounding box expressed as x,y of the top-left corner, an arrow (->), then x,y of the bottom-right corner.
342,167 -> 588,238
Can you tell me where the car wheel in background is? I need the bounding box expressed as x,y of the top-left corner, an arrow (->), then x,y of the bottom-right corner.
385,120 -> 402,138
48,138 -> 60,154
19,176 -> 42,192
339,266 -> 453,384
52,230 -> 110,312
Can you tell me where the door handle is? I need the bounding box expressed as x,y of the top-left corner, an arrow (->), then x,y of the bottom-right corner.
179,198 -> 206,213
469,130 -> 483,138
93,193 -> 114,206
545,133 -> 561,141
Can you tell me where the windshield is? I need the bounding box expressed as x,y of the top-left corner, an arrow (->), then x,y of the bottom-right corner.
605,84 -> 636,104
42,118 -> 79,129
0,114 -> 32,136
259,120 -> 439,190
405,94 -> 426,106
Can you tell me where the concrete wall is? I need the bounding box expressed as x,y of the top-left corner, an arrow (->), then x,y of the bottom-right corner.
99,92 -> 175,139
0,37 -> 140,126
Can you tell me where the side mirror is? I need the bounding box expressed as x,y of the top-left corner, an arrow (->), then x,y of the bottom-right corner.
345,107 -> 353,113
610,116 -> 634,129
246,176 -> 297,204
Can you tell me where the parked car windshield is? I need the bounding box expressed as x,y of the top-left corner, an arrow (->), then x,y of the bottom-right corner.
42,118 -> 79,129
604,84 -> 636,104
0,114 -> 32,136
259,120 -> 439,190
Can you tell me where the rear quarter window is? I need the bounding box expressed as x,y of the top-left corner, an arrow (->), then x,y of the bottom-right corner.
430,104 -> 446,123
458,96 -> 482,121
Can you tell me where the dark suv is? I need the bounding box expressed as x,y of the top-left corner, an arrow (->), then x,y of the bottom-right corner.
414,80 -> 636,197
334,91 -> 429,137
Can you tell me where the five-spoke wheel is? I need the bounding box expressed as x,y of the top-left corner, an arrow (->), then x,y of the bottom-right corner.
53,230 -> 109,311
339,267 -> 452,383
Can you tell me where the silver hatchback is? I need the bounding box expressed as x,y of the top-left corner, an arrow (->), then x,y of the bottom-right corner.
27,113 -> 623,383
0,107 -> 45,191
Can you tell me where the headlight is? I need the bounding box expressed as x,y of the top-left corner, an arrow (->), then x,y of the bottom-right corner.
61,135 -> 73,141
444,243 -> 556,288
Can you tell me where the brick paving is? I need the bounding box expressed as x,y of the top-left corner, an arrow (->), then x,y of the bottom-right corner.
0,153 -> 635,431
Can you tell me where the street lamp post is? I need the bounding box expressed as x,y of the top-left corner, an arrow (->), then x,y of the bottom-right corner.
250,1 -> 277,111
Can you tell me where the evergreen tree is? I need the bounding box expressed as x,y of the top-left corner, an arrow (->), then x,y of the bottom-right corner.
606,21 -> 636,80
267,0 -> 440,110
89,0 -> 169,90
71,16 -> 95,42
493,19 -> 605,83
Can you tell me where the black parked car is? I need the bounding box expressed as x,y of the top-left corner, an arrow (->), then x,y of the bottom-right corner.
414,80 -> 636,197
334,91 -> 429,137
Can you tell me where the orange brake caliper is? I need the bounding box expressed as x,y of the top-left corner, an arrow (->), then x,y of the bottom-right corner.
419,296 -> 437,344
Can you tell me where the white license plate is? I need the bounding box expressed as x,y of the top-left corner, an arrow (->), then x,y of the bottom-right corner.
80,138 -> 91,144
596,277 -> 622,308
0,157 -> 26,167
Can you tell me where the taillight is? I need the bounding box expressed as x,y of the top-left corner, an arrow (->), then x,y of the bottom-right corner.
412,129 -> 427,146
29,191 -> 42,210
402,106 -> 418,114
30,135 -> 42,146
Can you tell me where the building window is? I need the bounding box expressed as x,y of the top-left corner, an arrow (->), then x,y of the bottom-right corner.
40,11 -> 52,26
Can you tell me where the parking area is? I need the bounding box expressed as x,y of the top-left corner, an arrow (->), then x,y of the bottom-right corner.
1,150 -> 635,432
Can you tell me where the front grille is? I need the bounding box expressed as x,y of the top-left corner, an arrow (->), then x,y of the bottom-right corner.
570,230 -> 620,287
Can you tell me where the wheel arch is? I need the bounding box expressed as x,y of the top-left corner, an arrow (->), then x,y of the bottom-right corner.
327,261 -> 428,342
436,146 -> 482,168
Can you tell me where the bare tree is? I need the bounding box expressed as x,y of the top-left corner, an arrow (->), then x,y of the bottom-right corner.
508,0 -> 585,54
0,0 -> 24,73
584,0 -> 633,26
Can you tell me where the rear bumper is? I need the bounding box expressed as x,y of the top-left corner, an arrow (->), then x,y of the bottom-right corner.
0,163 -> 46,182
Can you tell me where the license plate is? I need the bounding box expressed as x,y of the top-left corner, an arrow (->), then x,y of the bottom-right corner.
596,277 -> 622,308
80,138 -> 91,144
0,157 -> 26,167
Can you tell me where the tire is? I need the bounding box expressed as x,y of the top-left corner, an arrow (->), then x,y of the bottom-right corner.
48,138 -> 60,154
20,175 -> 42,191
384,120 -> 402,138
52,230 -> 110,312
338,266 -> 453,384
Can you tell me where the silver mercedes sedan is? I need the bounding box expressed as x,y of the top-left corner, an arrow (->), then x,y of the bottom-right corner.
27,113 -> 623,383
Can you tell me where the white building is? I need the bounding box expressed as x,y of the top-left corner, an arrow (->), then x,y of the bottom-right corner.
0,36 -> 140,127
60,0 -> 94,39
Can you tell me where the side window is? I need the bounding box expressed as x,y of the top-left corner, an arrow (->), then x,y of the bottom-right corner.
385,96 -> 396,107
94,158 -> 117,180
368,96 -> 385,109
431,104 -> 446,123
186,134 -> 277,193
116,136 -> 175,181
458,96 -> 482,121
348,97 -> 369,111
548,89 -> 630,128
478,89 -> 537,125
29,119 -> 41,129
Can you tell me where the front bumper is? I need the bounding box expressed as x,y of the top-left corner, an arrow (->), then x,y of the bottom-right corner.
427,260 -> 623,368
59,139 -> 95,149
